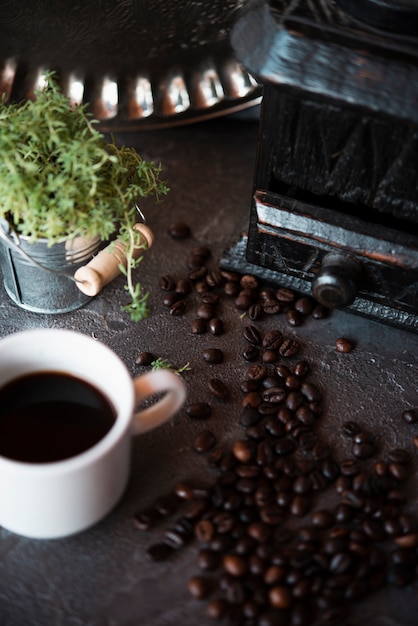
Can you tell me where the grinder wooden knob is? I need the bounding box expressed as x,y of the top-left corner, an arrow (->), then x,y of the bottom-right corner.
312,252 -> 363,308
74,224 -> 154,297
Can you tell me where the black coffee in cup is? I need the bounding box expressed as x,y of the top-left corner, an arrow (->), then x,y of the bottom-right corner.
0,371 -> 117,463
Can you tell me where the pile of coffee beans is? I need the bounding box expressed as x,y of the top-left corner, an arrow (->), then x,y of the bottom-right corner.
133,224 -> 418,626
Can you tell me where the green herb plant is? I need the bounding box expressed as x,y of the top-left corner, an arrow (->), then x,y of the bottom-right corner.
0,72 -> 168,320
151,357 -> 191,376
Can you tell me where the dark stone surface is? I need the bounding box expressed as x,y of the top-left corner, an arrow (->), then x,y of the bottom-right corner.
0,117 -> 417,625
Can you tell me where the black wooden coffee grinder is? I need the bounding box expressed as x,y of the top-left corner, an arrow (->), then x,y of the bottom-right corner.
226,0 -> 418,332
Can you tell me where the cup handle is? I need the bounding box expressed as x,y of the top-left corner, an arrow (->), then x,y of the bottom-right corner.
131,369 -> 186,435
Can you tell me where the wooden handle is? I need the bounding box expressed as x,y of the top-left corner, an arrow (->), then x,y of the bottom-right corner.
74,224 -> 154,297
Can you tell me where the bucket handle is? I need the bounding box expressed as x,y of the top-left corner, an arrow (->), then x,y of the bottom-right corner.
0,220 -> 82,283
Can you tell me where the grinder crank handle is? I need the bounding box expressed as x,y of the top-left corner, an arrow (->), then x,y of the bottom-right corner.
74,224 -> 154,297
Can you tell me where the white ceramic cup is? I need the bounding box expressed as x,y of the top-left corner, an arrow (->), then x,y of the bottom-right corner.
0,328 -> 186,539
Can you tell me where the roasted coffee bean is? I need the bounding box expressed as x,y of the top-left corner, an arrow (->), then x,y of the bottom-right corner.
208,318 -> 224,335
242,391 -> 262,409
239,407 -> 261,427
191,245 -> 210,259
206,598 -> 229,620
285,374 -> 300,390
159,274 -> 176,291
187,575 -> 212,599
208,378 -> 229,400
311,303 -> 330,319
220,269 -> 240,283
162,292 -> 181,307
340,459 -> 361,476
233,440 -> 255,463
279,338 -> 300,357
223,553 -> 248,577
293,360 -> 310,377
247,365 -> 267,381
262,300 -> 282,315
262,329 -> 283,350
262,387 -> 287,404
290,495 -> 311,517
187,266 -> 207,281
196,303 -> 216,320
335,337 -> 354,353
292,475 -> 312,495
275,364 -> 292,380
240,274 -> 259,290
262,349 -> 278,363
147,542 -> 174,561
193,430 -> 217,453
248,303 -> 263,320
187,254 -> 206,269
402,408 -> 417,423
311,510 -> 334,529
274,438 -> 296,456
286,309 -> 303,327
242,346 -> 260,362
175,278 -> 192,295
191,318 -> 207,334
164,528 -> 190,550
206,270 -> 223,288
169,299 -> 186,316
133,508 -> 161,530
194,519 -> 215,542
294,296 -> 315,315
223,281 -> 240,297
300,382 -> 321,402
235,290 -> 257,310
203,348 -> 224,364
352,441 -> 377,459
276,287 -> 296,302
167,221 -> 191,239
295,405 -> 315,426
135,351 -> 154,366
264,416 -> 286,438
388,448 -> 410,464
329,552 -> 352,574
200,291 -> 220,305
198,548 -> 221,571
247,521 -> 272,543
286,391 -> 304,411
388,463 -> 408,482
186,402 -> 212,420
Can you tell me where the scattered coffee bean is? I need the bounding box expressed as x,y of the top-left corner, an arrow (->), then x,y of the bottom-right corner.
203,348 -> 224,364
135,351 -> 154,366
193,430 -> 217,453
335,337 -> 354,353
176,278 -> 192,295
402,408 -> 417,424
243,325 -> 262,346
169,299 -> 186,316
276,287 -> 295,302
262,329 -> 283,351
196,303 -> 215,320
167,221 -> 191,239
147,542 -> 174,561
159,274 -> 176,291
191,318 -> 207,334
208,378 -> 230,400
187,575 -> 212,599
279,338 -> 299,357
208,318 -> 224,335
186,402 -> 212,420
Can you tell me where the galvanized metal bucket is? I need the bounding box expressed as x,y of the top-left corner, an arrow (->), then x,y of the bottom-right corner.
0,221 -> 102,314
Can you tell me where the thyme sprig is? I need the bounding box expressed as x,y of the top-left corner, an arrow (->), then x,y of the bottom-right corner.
151,358 -> 192,376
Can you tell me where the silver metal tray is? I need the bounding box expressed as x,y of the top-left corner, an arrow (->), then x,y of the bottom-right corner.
0,0 -> 261,130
